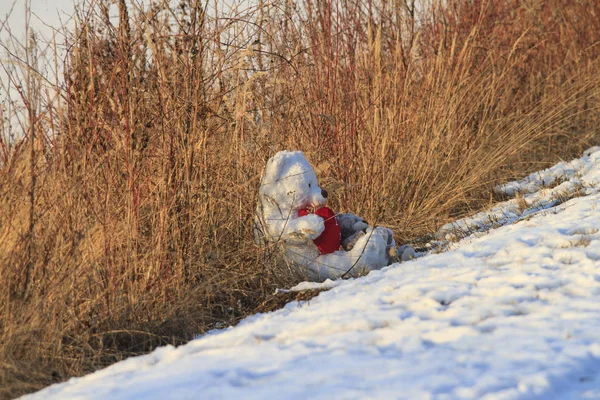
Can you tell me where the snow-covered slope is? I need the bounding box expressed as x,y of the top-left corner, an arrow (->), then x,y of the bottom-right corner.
24,149 -> 600,400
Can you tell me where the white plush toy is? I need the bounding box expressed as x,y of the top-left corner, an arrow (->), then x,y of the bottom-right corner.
255,150 -> 414,281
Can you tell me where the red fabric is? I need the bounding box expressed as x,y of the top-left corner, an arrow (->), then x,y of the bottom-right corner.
298,207 -> 341,254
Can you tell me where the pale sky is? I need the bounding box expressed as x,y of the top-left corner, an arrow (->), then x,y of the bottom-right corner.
0,0 -> 76,143
0,0 -> 76,44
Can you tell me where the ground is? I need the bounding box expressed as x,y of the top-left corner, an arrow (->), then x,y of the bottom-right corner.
23,148 -> 600,400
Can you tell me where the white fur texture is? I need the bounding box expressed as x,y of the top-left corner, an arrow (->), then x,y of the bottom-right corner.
255,150 -> 392,280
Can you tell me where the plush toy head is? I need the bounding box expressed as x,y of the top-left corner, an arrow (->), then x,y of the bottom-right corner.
258,151 -> 328,217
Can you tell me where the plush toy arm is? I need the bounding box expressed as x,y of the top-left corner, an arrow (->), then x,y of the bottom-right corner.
352,219 -> 369,232
290,214 -> 326,240
267,214 -> 325,242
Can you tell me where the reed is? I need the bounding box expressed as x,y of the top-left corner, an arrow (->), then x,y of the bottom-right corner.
0,0 -> 599,397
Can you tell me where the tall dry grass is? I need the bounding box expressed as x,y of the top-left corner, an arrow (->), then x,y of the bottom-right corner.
1,0 -> 599,397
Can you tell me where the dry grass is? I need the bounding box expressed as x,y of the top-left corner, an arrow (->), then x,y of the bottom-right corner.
1,0 -> 599,397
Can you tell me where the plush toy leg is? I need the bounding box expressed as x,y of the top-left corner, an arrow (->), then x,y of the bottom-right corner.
305,227 -> 416,281
342,230 -> 365,251
344,227 -> 390,275
344,225 -> 414,266
341,223 -> 389,251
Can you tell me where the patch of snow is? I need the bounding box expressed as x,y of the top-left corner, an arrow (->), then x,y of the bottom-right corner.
438,147 -> 600,242
496,147 -> 600,196
23,147 -> 600,400
287,279 -> 343,292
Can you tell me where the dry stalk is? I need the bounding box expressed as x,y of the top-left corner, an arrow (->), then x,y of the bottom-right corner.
0,0 -> 599,397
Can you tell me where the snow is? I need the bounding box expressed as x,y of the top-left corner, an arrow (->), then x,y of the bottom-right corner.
23,147 -> 600,400
438,147 -> 600,243
276,279 -> 343,293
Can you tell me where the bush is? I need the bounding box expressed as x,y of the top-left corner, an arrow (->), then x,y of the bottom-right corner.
1,0 -> 599,397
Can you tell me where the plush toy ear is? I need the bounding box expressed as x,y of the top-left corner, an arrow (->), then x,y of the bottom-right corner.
261,151 -> 288,186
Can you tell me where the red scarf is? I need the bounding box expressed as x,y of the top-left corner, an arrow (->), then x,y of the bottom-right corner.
298,207 -> 341,254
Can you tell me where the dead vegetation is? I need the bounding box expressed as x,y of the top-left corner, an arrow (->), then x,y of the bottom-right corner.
1,0 -> 599,397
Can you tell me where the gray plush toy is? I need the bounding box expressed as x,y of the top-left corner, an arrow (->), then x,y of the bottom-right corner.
337,213 -> 415,263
